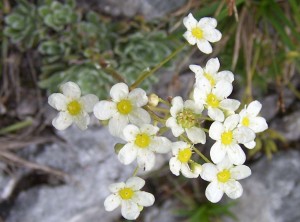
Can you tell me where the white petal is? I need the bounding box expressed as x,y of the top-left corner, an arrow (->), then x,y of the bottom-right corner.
60,82 -> 81,99
204,28 -> 222,42
109,114 -> 128,137
121,200 -> 140,220
189,64 -> 204,76
196,40 -> 213,54
194,77 -> 211,96
137,149 -> 155,171
140,124 -> 159,136
219,99 -> 240,112
48,93 -> 67,111
110,83 -> 129,102
183,13 -> 198,30
109,182 -> 125,193
80,94 -> 98,113
205,58 -> 220,75
93,101 -> 117,120
133,191 -> 155,207
244,140 -> 256,149
181,164 -> 199,178
171,141 -> 188,155
74,113 -> 90,130
233,126 -> 255,144
52,112 -> 73,130
205,181 -> 224,203
118,143 -> 137,165
183,31 -> 197,45
170,96 -> 184,117
247,100 -> 262,116
210,141 -> 226,164
224,180 -> 243,199
198,17 -> 217,28
123,124 -> 140,142
201,163 -> 218,181
186,127 -> 206,144
128,88 -> 148,107
216,71 -> 234,83
208,107 -> 224,122
224,114 -> 240,131
150,137 -> 172,153
249,117 -> 268,133
129,108 -> 151,126
184,100 -> 203,114
209,121 -> 224,140
216,156 -> 233,171
230,165 -> 251,180
166,117 -> 184,137
227,144 -> 246,165
213,80 -> 232,99
104,194 -> 121,211
126,177 -> 145,191
169,157 -> 181,176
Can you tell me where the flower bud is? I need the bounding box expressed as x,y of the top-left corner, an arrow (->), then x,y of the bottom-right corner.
148,93 -> 159,107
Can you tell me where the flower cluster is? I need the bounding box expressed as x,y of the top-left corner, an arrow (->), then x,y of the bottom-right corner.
48,13 -> 268,220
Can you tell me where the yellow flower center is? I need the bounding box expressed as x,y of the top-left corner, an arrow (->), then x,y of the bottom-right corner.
206,93 -> 220,108
221,131 -> 233,145
135,133 -> 151,148
119,187 -> 134,200
242,117 -> 250,127
191,27 -> 204,39
117,99 -> 132,115
176,109 -> 197,129
67,100 -> 81,116
204,72 -> 216,86
217,169 -> 231,183
178,148 -> 192,163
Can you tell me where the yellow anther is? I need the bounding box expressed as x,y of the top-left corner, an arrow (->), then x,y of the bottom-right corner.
117,99 -> 132,115
67,100 -> 81,116
191,27 -> 204,39
178,148 -> 192,163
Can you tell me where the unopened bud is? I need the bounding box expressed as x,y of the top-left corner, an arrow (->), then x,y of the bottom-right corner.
148,93 -> 159,107
190,161 -> 202,175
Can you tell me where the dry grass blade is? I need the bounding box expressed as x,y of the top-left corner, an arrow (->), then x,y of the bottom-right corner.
0,151 -> 69,180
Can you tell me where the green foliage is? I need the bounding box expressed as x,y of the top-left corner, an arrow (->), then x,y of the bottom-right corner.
4,0 -> 40,49
248,129 -> 286,159
4,0 -> 177,98
38,0 -> 77,31
176,202 -> 237,222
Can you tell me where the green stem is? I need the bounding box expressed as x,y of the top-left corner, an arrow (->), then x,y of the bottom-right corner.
159,98 -> 171,106
0,119 -> 33,135
132,166 -> 139,177
147,105 -> 170,114
192,147 -> 212,163
130,43 -> 187,90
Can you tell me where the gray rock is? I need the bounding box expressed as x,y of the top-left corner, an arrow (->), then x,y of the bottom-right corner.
271,110 -> 300,142
6,126 -> 131,222
225,150 -> 300,222
6,124 -> 172,222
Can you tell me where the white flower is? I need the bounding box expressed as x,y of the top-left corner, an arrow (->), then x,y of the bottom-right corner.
238,100 -> 268,149
166,96 -> 206,144
190,57 -> 234,88
93,83 -> 151,137
118,124 -> 172,171
201,157 -> 251,203
104,177 -> 154,220
183,13 -> 222,54
193,77 -> 240,122
48,81 -> 98,130
209,114 -> 255,165
169,141 -> 202,178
